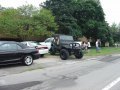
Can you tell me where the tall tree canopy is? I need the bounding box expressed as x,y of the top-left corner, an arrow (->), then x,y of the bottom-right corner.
110,23 -> 120,43
44,0 -> 82,38
43,0 -> 112,43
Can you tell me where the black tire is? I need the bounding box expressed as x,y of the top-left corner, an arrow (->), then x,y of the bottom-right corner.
60,49 -> 69,60
23,55 -> 33,66
40,54 -> 44,57
50,47 -> 56,55
75,51 -> 83,59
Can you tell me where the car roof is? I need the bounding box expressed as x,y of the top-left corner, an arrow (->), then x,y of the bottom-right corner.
0,41 -> 16,44
22,41 -> 36,43
53,34 -> 73,37
0,41 -> 28,48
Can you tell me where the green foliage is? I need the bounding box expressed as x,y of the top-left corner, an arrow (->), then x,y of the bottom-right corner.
33,9 -> 57,33
110,23 -> 120,43
0,5 -> 57,40
0,1 -> 115,44
73,0 -> 108,41
0,8 -> 20,38
43,0 -> 111,42
44,0 -> 82,38
85,47 -> 120,56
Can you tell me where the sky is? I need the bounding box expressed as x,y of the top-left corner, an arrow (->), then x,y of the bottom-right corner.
0,0 -> 120,25
100,0 -> 120,25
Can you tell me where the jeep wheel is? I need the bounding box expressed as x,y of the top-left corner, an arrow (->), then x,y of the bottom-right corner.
60,49 -> 69,60
75,51 -> 83,59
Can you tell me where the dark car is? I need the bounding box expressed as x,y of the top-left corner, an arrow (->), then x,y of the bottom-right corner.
0,41 -> 39,66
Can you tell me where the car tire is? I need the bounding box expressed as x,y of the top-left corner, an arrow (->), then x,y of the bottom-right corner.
75,51 -> 83,59
23,55 -> 33,66
60,49 -> 69,60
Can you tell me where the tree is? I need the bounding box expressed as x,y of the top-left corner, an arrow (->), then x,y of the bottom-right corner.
17,5 -> 58,40
31,8 -> 58,39
43,0 -> 82,38
0,8 -> 20,38
110,23 -> 120,43
0,5 -> 58,41
43,0 -> 111,43
73,0 -> 107,40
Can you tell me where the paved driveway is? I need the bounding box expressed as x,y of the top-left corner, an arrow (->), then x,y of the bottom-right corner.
1,54 -> 120,90
0,55 -> 105,77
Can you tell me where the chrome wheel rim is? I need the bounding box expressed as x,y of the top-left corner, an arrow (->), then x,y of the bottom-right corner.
25,56 -> 33,65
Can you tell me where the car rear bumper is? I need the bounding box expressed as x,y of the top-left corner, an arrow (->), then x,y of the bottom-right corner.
38,49 -> 49,54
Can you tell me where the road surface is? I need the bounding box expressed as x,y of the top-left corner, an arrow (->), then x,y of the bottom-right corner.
0,54 -> 120,90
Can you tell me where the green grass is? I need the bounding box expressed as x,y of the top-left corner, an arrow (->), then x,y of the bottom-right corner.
85,47 -> 120,56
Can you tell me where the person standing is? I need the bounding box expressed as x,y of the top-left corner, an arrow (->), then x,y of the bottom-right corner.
88,41 -> 91,49
82,41 -> 88,53
96,39 -> 101,52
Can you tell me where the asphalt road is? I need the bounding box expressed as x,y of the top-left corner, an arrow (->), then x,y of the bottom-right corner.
0,54 -> 120,90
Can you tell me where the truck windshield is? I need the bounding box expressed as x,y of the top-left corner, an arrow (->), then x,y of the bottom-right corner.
60,35 -> 73,41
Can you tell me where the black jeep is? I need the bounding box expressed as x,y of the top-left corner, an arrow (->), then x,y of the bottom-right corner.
49,34 -> 83,60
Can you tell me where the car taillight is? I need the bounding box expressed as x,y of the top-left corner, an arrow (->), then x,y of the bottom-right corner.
35,46 -> 38,49
36,47 -> 48,49
43,47 -> 48,49
35,47 -> 40,51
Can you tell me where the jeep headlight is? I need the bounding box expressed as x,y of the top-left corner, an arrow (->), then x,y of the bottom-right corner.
69,44 -> 73,47
75,44 -> 79,47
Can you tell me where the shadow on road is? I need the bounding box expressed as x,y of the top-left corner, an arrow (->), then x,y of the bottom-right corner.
0,63 -> 24,69
0,81 -> 42,90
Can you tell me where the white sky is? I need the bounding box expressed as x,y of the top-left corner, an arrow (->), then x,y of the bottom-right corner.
100,0 -> 120,25
0,0 -> 46,8
0,0 -> 120,25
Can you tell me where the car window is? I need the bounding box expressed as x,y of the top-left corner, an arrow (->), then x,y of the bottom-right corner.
17,44 -> 23,50
50,38 -> 54,42
8,44 -> 18,50
29,42 -> 38,46
19,43 -> 28,48
60,35 -> 73,41
45,38 -> 53,42
0,43 -> 22,51
0,44 -> 8,50
45,39 -> 50,42
21,42 -> 27,46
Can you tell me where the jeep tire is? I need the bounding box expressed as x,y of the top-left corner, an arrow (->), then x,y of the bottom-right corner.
75,51 -> 83,59
60,49 -> 69,60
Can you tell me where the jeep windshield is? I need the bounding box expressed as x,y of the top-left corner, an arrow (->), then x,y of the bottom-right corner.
60,35 -> 73,41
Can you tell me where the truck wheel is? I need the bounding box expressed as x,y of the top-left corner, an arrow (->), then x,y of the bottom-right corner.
60,49 -> 69,60
75,51 -> 83,59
